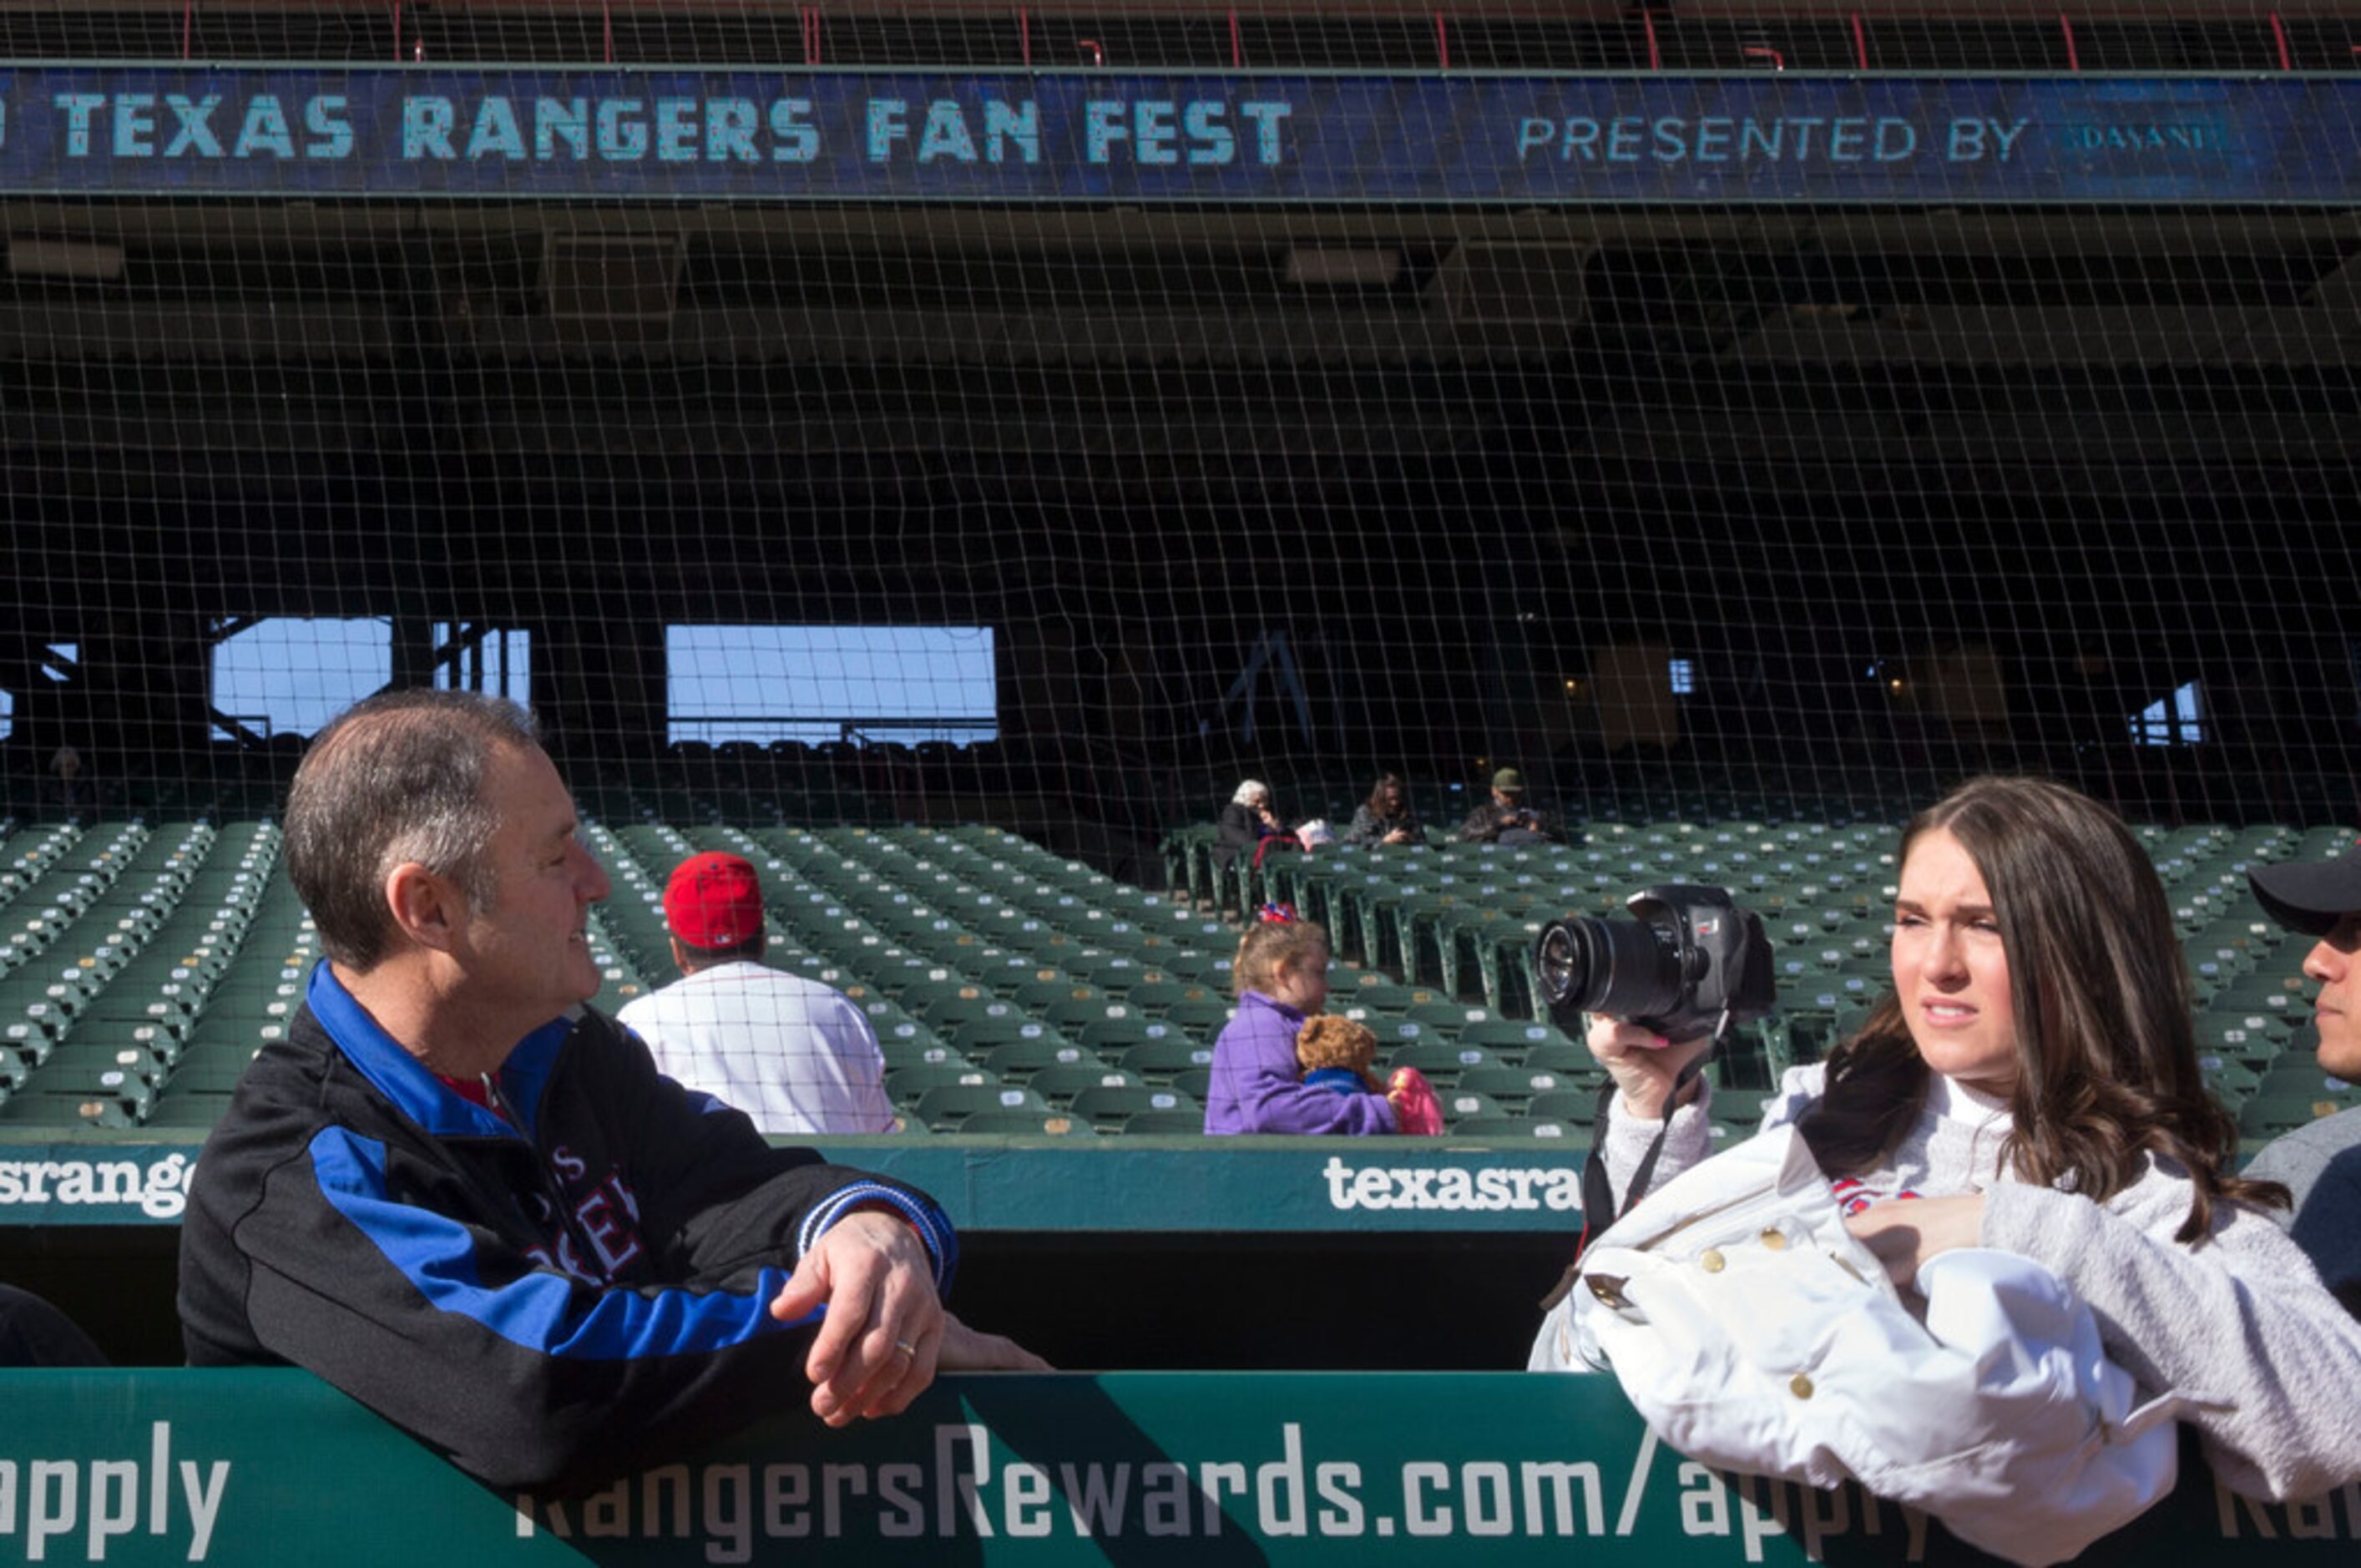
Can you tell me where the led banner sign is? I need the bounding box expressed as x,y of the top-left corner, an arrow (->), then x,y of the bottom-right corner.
0,1139 -> 1594,1232
0,67 -> 2346,204
2,1369 -> 2356,1563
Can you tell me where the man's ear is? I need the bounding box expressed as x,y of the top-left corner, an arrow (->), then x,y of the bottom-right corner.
385,862 -> 466,954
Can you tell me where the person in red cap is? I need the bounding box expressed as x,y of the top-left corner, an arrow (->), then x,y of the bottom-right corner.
2244,846 -> 2361,1315
617,851 -> 896,1137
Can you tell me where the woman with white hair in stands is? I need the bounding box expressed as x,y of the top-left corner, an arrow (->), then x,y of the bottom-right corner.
1214,778 -> 1301,874
1545,775 -> 2361,1502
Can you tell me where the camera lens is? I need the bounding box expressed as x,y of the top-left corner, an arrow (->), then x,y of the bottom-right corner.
1534,915 -> 1686,1024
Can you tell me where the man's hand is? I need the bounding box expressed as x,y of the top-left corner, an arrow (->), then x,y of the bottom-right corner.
768,1211 -> 945,1428
1844,1194 -> 1987,1288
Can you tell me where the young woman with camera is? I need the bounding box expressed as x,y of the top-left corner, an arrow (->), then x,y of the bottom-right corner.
1559,775 -> 2361,1500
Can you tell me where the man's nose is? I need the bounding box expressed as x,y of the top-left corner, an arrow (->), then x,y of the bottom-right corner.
2304,938 -> 2344,987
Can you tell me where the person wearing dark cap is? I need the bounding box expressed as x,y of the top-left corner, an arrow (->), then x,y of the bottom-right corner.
1457,767 -> 1560,846
617,851 -> 897,1137
2245,846 -> 2361,1316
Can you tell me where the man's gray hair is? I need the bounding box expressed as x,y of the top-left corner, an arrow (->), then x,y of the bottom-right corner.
1231,779 -> 1271,807
285,690 -> 542,970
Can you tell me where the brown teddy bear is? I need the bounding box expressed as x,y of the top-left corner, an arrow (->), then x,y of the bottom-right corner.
1296,1014 -> 1384,1094
1296,1014 -> 1443,1135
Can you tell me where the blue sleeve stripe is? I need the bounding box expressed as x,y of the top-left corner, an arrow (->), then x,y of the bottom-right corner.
796,1181 -> 958,1294
307,1128 -> 819,1360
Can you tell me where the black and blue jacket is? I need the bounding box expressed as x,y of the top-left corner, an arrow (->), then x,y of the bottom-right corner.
178,963 -> 955,1489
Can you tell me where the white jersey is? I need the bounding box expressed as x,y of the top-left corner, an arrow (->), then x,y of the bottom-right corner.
616,961 -> 896,1136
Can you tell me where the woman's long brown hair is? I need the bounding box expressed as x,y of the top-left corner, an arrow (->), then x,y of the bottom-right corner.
1798,776 -> 2287,1242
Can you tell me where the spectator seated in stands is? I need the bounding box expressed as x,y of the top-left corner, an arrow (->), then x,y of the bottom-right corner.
1344,771 -> 1423,847
617,851 -> 897,1136
1215,778 -> 1303,873
1206,907 -> 1418,1136
48,744 -> 92,813
178,690 -> 1041,1491
2242,847 -> 2361,1318
0,1282 -> 107,1367
1458,768 -> 1560,846
1539,775 -> 2361,1504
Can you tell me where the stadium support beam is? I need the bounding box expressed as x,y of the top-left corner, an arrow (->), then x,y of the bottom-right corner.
1213,630 -> 1314,745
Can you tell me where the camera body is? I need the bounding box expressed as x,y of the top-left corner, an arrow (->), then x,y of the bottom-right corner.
1534,883 -> 1776,1043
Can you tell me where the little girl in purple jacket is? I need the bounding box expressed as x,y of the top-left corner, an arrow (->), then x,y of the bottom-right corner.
1203,912 -> 1403,1136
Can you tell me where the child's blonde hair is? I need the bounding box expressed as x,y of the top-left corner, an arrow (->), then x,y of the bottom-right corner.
1232,917 -> 1330,999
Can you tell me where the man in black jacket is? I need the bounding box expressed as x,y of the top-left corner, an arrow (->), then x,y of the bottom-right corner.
179,690 -> 1039,1489
1456,767 -> 1560,846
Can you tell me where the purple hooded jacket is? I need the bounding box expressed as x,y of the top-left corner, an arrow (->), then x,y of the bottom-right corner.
1202,991 -> 1399,1136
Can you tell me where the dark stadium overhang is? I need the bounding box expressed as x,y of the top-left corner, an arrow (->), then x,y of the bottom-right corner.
1,202 -> 2356,477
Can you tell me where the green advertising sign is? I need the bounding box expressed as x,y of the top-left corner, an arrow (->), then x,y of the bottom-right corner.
0,1137 -> 1590,1233
0,1369 -> 2349,1564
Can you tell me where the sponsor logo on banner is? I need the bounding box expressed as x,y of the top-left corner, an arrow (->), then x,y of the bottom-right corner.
1320,1156 -> 1581,1212
0,1153 -> 194,1220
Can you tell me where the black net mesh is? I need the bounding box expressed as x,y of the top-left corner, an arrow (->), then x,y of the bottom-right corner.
3,5 -> 2358,855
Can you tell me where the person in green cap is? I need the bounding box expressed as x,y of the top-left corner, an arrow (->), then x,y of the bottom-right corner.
1458,766 -> 1559,845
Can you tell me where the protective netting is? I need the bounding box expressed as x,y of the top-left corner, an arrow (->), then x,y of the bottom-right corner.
3,3 -> 2360,878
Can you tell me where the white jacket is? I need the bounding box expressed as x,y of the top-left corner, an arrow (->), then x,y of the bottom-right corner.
1534,1123 -> 2184,1566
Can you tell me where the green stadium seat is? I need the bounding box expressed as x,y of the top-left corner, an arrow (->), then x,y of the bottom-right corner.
1332,978 -> 1423,1014
884,1062 -> 995,1103
1449,1115 -> 1585,1143
1120,979 -> 1219,1014
142,1092 -> 235,1130
979,1036 -> 1095,1080
1523,1089 -> 1606,1126
911,986 -> 1021,1029
1159,999 -> 1236,1038
2238,1091 -> 2346,1141
1436,1089 -> 1506,1125
1459,1019 -> 1580,1059
1378,1040 -> 1494,1082
1455,1065 -> 1577,1105
1114,1034 -> 1216,1083
956,1108 -> 1089,1136
915,1082 -> 1052,1130
1405,999 -> 1497,1034
1122,1109 -> 1209,1136
1069,1083 -> 1198,1130
1008,974 -> 1099,1013
1071,1016 -> 1160,1055
936,1014 -> 1074,1060
1043,995 -> 1140,1034
1026,1063 -> 1142,1106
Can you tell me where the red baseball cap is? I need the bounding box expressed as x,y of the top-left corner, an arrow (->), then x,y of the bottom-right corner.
663,852 -> 765,949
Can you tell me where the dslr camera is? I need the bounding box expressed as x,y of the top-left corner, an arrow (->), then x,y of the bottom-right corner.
1534,884 -> 1776,1044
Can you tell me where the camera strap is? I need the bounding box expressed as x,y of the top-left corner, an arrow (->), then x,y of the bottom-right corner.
1546,1009 -> 1732,1308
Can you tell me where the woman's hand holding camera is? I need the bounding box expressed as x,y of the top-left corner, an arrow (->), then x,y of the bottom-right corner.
1585,1015 -> 1711,1120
